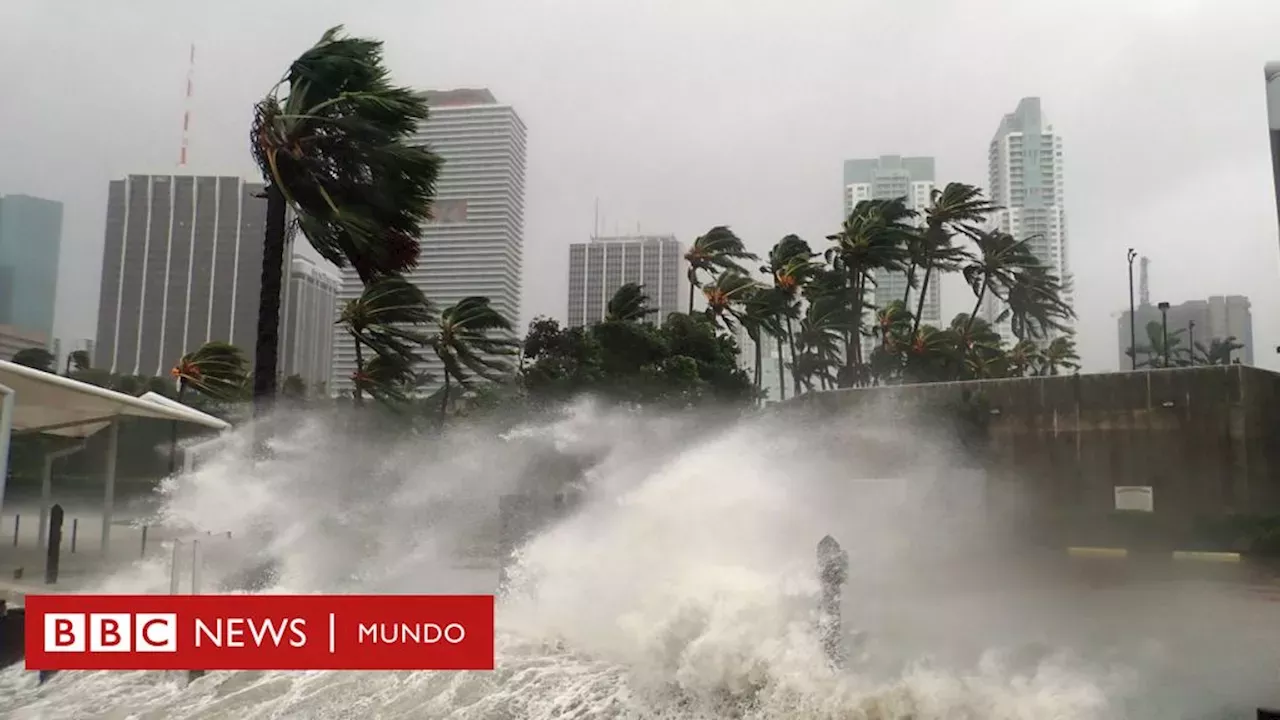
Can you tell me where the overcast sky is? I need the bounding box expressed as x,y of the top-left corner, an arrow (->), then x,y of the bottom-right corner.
3,0 -> 1280,372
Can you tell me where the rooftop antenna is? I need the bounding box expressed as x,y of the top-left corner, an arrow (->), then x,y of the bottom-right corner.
178,43 -> 195,167
1139,255 -> 1150,306
593,198 -> 599,239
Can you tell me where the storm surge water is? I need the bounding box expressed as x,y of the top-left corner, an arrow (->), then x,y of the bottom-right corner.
1,399 -> 1276,719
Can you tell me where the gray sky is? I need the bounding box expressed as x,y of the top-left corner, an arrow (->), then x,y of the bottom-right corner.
3,0 -> 1280,372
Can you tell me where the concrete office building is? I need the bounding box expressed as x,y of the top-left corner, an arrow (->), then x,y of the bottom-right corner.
985,97 -> 1073,345
0,194 -> 63,338
567,234 -> 684,327
280,256 -> 340,392
93,174 -> 267,378
1116,295 -> 1254,369
331,88 -> 527,395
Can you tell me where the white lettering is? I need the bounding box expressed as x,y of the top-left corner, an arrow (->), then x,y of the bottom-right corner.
356,622 -> 466,644
193,618 -> 308,648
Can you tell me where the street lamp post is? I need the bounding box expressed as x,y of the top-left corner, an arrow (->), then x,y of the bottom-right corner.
1127,249 -> 1138,370
1158,302 -> 1171,367
1187,320 -> 1195,366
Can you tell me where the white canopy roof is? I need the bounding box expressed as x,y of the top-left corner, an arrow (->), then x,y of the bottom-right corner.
0,360 -> 230,438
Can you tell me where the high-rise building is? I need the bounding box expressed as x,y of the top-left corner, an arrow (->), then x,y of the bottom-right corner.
280,256 -> 340,392
843,156 -> 939,358
331,88 -> 527,395
567,234 -> 684,326
0,194 -> 63,338
1116,295 -> 1254,369
1265,63 -> 1280,241
93,174 -> 267,378
985,97 -> 1072,345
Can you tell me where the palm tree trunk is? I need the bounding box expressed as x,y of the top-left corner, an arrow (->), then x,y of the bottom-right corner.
747,338 -> 757,389
775,335 -> 786,401
252,183 -> 287,415
352,339 -> 365,406
901,263 -> 917,308
785,316 -> 800,396
688,280 -> 695,314
912,266 -> 933,335
965,276 -> 989,336
440,372 -> 451,423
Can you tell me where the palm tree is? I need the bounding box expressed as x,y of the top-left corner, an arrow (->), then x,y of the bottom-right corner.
168,341 -> 248,475
700,271 -> 759,333
605,283 -> 657,323
432,297 -> 517,421
998,265 -> 1075,342
959,229 -> 1040,336
684,226 -> 758,313
338,275 -> 434,406
1041,335 -> 1081,376
1006,339 -> 1043,378
1196,336 -> 1245,366
910,183 -> 995,335
763,234 -> 820,396
250,26 -> 441,407
826,198 -> 916,385
64,350 -> 91,376
1126,320 -> 1187,368
793,295 -> 854,391
11,347 -> 54,372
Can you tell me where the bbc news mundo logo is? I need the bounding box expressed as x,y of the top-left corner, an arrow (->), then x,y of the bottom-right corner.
24,595 -> 494,671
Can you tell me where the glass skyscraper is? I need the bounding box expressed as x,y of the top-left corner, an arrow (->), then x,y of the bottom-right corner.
0,193 -> 63,338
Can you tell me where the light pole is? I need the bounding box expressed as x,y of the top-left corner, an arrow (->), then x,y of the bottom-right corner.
1187,320 -> 1195,366
1158,302 -> 1171,367
1126,249 -> 1138,370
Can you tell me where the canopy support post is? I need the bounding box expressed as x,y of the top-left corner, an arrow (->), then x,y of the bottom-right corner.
38,443 -> 86,549
101,420 -> 119,554
0,385 -> 13,521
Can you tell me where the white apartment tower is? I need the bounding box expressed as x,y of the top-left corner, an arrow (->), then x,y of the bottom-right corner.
842,155 -> 940,338
566,234 -> 685,327
280,256 -> 340,392
331,89 -> 527,394
985,97 -> 1072,344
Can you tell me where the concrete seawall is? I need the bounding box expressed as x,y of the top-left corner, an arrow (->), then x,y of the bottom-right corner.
791,365 -> 1280,548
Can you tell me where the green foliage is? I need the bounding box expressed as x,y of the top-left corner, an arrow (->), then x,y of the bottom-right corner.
251,25 -> 442,285
521,310 -> 754,408
11,347 -> 55,372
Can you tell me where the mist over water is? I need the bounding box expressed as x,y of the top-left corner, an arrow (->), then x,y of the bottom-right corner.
1,399 -> 1277,719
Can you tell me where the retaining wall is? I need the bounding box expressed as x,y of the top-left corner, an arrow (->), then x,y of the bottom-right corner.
792,366 -> 1280,547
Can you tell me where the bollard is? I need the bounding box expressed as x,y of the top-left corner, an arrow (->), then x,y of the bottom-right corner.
70,518 -> 78,554
12,514 -> 18,547
816,534 -> 849,669
44,505 -> 64,585
141,526 -> 148,557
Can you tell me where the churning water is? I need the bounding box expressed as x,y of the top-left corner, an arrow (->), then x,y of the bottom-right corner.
1,399 -> 1277,719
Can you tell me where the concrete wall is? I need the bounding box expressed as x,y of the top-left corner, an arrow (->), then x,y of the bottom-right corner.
792,366 -> 1280,546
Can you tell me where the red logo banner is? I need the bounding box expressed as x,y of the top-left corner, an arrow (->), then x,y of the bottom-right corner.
23,594 -> 495,671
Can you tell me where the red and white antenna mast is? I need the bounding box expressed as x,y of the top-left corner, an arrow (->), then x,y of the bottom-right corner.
178,43 -> 195,167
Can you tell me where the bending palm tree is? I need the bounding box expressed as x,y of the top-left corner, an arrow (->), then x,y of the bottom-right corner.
763,234 -> 820,396
959,229 -> 1040,336
826,198 -> 915,386
684,226 -> 758,313
168,342 -> 248,475
605,283 -> 657,323
432,297 -> 518,421
911,183 -> 995,335
250,26 -> 441,408
338,275 -> 435,406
